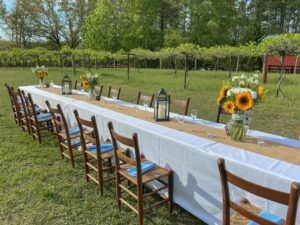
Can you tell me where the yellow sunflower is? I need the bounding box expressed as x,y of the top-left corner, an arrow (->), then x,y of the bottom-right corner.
223,100 -> 235,114
37,71 -> 44,78
82,80 -> 89,88
219,85 -> 231,98
235,92 -> 253,111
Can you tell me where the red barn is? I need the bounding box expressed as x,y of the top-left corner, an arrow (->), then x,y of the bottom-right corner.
268,55 -> 300,73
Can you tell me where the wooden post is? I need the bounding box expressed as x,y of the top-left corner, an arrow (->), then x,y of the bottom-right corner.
127,55 -> 130,79
174,57 -> 177,77
184,54 -> 188,89
160,58 -> 162,69
194,58 -> 197,70
228,57 -> 232,78
71,54 -> 76,76
294,56 -> 299,74
236,55 -> 240,72
262,53 -> 268,84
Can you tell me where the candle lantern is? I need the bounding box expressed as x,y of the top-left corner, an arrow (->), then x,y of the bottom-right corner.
154,88 -> 170,121
61,75 -> 72,95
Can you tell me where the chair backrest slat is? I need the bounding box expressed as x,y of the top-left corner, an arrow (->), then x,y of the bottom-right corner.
169,95 -> 190,116
95,85 -> 103,101
227,171 -> 290,205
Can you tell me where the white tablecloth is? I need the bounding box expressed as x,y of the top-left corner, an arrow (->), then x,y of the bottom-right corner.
21,85 -> 300,225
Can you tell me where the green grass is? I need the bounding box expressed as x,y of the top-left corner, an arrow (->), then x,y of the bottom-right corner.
0,67 -> 300,224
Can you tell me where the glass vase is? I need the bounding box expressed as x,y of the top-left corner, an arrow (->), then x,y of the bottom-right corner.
227,112 -> 248,141
88,88 -> 95,100
39,78 -> 45,87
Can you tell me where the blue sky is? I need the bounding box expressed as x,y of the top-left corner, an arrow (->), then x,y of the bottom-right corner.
0,0 -> 13,39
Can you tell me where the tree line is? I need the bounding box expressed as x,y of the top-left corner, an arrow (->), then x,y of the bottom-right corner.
0,0 -> 299,51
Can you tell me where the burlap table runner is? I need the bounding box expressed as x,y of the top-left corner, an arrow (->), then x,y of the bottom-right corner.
40,87 -> 300,166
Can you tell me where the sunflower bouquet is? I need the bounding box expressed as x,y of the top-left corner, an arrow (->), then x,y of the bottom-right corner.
80,72 -> 100,100
217,74 -> 265,141
32,65 -> 48,86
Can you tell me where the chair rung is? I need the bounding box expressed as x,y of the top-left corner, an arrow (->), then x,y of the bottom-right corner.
144,198 -> 168,211
62,152 -> 71,159
120,198 -> 138,214
86,162 -> 98,172
87,174 -> 99,184
143,185 -> 168,199
103,176 -> 115,183
119,184 -> 138,200
85,151 -> 97,160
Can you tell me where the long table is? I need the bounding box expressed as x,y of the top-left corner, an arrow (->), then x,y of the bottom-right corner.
21,85 -> 300,225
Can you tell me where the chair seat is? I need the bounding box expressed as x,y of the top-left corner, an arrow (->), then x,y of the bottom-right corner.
88,143 -> 113,153
119,161 -> 169,185
85,145 -> 125,160
37,113 -> 52,121
248,211 -> 284,225
231,201 -> 261,225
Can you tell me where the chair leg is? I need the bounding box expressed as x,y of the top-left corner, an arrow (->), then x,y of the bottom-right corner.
68,142 -> 75,168
83,152 -> 90,182
168,172 -> 174,214
137,190 -> 144,225
97,162 -> 103,196
116,173 -> 121,210
58,137 -> 65,159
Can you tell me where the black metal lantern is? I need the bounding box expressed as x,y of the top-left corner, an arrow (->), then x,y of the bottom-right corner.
154,88 -> 170,121
61,75 -> 72,95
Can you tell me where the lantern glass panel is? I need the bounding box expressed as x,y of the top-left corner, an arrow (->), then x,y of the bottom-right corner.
61,75 -> 72,95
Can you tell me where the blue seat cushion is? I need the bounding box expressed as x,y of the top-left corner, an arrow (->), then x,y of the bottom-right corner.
87,143 -> 113,154
248,211 -> 284,225
69,127 -> 80,135
127,161 -> 156,177
68,127 -> 86,135
37,113 -> 52,121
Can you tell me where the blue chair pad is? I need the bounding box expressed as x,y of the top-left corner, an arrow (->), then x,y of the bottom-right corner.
127,161 -> 156,177
37,113 -> 52,120
248,210 -> 284,225
69,127 -> 80,135
87,143 -> 113,154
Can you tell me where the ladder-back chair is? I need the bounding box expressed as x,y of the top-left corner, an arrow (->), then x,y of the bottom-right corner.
108,86 -> 121,100
108,122 -> 173,225
217,158 -> 300,225
136,91 -> 154,108
169,95 -> 190,116
27,93 -> 54,143
46,101 -> 82,167
74,110 -> 119,195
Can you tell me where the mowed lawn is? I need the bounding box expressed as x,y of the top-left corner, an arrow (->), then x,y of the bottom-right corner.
0,67 -> 300,225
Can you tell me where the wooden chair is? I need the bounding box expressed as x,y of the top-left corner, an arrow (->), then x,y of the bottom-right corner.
46,101 -> 82,167
95,85 -> 103,101
27,93 -> 54,143
136,91 -> 154,108
108,86 -> 121,100
74,80 -> 82,90
108,122 -> 173,225
74,110 -> 119,195
6,84 -> 22,125
169,95 -> 190,116
217,158 -> 300,225
17,88 -> 31,134
216,99 -> 230,123
5,84 -> 18,124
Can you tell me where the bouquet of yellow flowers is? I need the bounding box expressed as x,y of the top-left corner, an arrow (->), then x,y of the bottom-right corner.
217,74 -> 266,141
80,72 -> 100,100
32,65 -> 48,81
